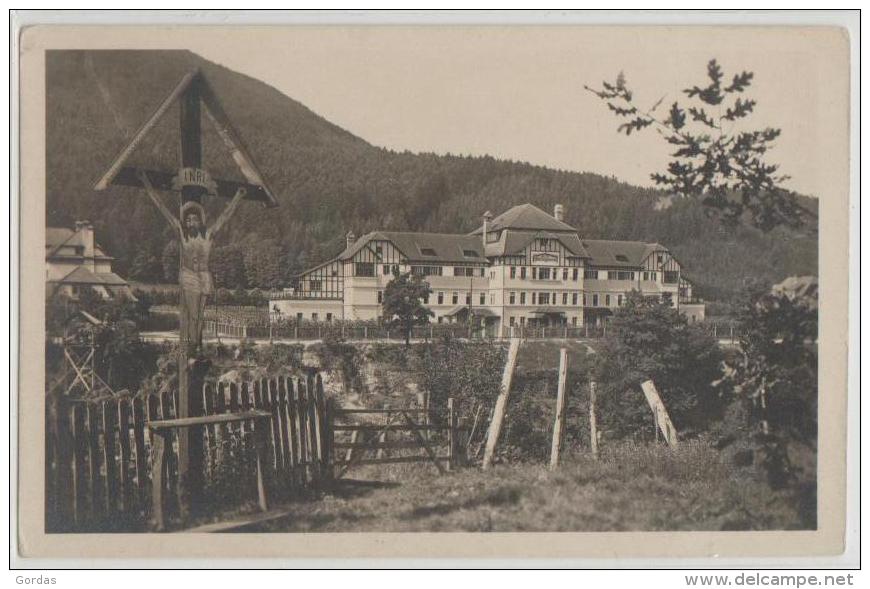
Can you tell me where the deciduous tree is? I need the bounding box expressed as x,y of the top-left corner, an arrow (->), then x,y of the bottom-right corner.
381,270 -> 434,345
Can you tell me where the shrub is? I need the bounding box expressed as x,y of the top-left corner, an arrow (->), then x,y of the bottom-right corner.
595,291 -> 724,441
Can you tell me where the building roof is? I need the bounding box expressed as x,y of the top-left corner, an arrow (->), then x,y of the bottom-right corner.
49,266 -> 130,287
471,203 -> 577,234
339,231 -> 486,264
485,229 -> 590,258
582,239 -> 667,268
46,226 -> 113,259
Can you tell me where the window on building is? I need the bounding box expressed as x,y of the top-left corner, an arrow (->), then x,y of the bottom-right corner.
520,267 -> 527,279
572,293 -> 578,305
331,268 -> 338,277
437,292 -> 444,304
463,249 -> 478,258
296,312 -> 303,321
326,313 -> 333,322
465,293 -> 471,305
615,254 -> 629,263
532,292 -> 537,305
663,271 -> 679,284
615,271 -> 634,281
571,317 -> 577,326
310,280 -> 322,291
486,231 -> 499,243
479,292 -> 485,305
562,292 -> 568,305
531,267 -> 537,280
584,269 -> 599,280
479,268 -> 485,277
312,313 -> 319,322
538,267 -> 551,280
355,262 -> 375,277
452,292 -> 458,304
423,293 -> 430,304
510,266 -> 516,279
383,264 -> 391,275
437,316 -> 444,324
420,247 -> 437,256
651,271 -> 658,281
562,268 -> 568,280
412,265 -> 443,277
520,316 -> 526,326
509,292 -> 516,305
572,268 -> 579,280
490,293 -> 495,304
592,294 -> 599,307
375,245 -> 383,256
509,316 -> 516,326
520,292 -> 526,305
538,292 -> 550,305
657,254 -> 664,264
605,294 -> 611,307
377,291 -> 383,304
617,294 -> 623,307
582,294 -> 587,306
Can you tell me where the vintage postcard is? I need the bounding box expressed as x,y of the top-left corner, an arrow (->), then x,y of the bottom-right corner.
13,15 -> 855,564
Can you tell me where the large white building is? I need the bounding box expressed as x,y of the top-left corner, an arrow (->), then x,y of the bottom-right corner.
270,203 -> 704,333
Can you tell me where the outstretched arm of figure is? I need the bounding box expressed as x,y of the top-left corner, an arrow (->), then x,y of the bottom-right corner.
138,171 -> 181,234
208,186 -> 247,238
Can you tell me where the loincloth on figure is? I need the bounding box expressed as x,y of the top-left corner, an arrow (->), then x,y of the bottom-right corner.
180,267 -> 214,296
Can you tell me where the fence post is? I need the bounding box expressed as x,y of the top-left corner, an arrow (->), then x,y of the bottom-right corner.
549,348 -> 569,470
482,338 -> 521,470
589,380 -> 599,460
324,397 -> 335,482
447,397 -> 457,471
150,430 -> 169,532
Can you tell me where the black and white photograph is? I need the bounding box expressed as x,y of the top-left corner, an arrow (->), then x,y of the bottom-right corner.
13,13 -> 856,564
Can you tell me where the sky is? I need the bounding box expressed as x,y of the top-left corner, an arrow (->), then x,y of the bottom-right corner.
184,26 -> 849,199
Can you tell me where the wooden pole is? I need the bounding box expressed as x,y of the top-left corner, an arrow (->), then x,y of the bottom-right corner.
639,380 -> 679,448
482,338 -> 521,470
589,380 -> 599,460
176,77 -> 208,519
549,348 -> 569,469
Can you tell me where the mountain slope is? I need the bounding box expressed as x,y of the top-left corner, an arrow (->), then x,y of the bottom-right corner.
46,50 -> 817,302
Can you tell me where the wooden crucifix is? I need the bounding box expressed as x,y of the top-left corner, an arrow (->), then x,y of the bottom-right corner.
94,69 -> 278,518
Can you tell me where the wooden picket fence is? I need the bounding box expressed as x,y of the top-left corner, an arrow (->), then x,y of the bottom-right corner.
45,371 -> 331,532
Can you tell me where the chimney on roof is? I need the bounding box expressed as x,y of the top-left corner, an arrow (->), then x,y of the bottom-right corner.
346,231 -> 356,248
482,211 -> 493,250
75,220 -> 95,260
554,204 -> 565,222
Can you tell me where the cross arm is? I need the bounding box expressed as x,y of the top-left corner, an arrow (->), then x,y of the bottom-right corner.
109,166 -> 277,206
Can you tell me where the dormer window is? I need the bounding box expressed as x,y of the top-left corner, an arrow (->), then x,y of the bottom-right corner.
463,249 -> 478,257
420,247 -> 437,256
486,231 -> 499,243
615,254 -> 629,262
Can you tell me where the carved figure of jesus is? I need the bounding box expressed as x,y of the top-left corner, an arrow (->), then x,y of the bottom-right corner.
139,171 -> 247,351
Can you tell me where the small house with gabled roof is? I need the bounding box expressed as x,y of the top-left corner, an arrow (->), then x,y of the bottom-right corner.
46,221 -> 135,301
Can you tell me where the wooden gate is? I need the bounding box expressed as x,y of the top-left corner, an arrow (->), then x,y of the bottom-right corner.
330,399 -> 464,477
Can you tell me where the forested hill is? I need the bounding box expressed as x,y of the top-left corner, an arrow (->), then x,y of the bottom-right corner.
46,50 -> 817,302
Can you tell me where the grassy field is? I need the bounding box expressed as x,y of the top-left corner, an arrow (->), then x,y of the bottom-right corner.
239,441 -> 806,533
